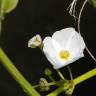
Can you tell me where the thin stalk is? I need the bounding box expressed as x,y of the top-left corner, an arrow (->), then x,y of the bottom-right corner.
33,82 -> 56,88
77,0 -> 96,63
48,82 -> 56,86
48,75 -> 56,82
77,0 -> 88,34
47,68 -> 96,96
0,48 -> 40,96
0,20 -> 2,33
56,69 -> 65,80
77,0 -> 87,33
0,0 -> 6,33
67,65 -> 73,81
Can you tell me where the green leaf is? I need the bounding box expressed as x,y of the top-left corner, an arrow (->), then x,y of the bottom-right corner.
89,0 -> 96,7
0,0 -> 19,14
0,0 -> 19,32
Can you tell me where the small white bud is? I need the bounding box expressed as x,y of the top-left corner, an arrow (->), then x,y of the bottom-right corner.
28,34 -> 42,48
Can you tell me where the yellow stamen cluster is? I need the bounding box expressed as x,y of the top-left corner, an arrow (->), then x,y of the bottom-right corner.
59,50 -> 70,60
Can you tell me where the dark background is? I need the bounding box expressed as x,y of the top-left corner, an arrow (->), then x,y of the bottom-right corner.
0,0 -> 96,96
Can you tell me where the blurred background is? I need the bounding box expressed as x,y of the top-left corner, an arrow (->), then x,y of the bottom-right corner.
0,0 -> 96,96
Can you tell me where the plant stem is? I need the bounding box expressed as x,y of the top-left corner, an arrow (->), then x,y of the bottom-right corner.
56,69 -> 65,80
77,0 -> 96,63
73,68 -> 96,85
47,68 -> 96,96
47,87 -> 64,96
0,48 -> 40,96
67,65 -> 73,81
33,82 -> 56,88
48,75 -> 56,82
0,20 -> 2,33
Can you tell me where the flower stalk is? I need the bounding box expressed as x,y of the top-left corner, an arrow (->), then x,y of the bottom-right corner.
67,65 -> 73,81
56,69 -> 65,80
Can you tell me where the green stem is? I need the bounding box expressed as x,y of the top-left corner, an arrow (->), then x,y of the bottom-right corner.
67,65 -> 73,81
0,48 -> 40,96
73,68 -> 96,85
47,68 -> 96,96
48,82 -> 56,86
33,82 -> 56,88
56,69 -> 65,80
0,20 -> 1,33
48,75 -> 56,82
47,87 -> 64,96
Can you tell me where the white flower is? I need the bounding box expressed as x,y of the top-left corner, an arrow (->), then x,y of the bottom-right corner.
28,34 -> 42,48
43,28 -> 85,69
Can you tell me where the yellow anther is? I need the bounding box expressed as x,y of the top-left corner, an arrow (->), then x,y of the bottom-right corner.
59,50 -> 70,60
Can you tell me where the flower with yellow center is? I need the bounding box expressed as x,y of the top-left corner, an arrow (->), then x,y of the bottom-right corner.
43,28 -> 85,69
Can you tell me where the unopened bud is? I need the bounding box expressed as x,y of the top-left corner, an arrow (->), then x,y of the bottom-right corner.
44,68 -> 52,76
28,34 -> 42,48
39,78 -> 50,91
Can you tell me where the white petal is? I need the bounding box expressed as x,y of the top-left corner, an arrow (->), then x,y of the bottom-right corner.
43,37 -> 58,66
52,28 -> 76,48
53,60 -> 68,69
67,31 -> 85,58
43,37 -> 66,69
52,39 -> 62,53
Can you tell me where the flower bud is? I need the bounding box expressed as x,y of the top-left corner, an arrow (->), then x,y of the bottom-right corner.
44,68 -> 52,76
28,34 -> 42,48
39,78 -> 50,91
